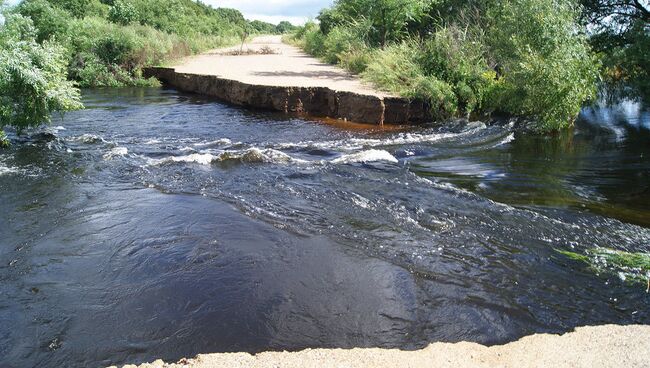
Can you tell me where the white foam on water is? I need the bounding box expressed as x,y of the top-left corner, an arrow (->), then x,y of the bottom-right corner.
493,133 -> 515,147
0,164 -> 21,176
165,153 -> 217,165
73,134 -> 106,144
53,126 -> 66,131
103,147 -> 128,160
332,149 -> 398,164
278,125 -> 486,152
350,193 -> 372,209
150,148 -> 308,166
192,138 -> 233,148
143,139 -> 162,145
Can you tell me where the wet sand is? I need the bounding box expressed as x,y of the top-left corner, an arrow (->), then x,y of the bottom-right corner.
122,325 -> 649,368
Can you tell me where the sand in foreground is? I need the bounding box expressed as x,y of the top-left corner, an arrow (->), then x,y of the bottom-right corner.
121,324 -> 649,368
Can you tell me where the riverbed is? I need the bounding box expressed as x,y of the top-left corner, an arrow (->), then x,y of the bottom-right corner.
1,88 -> 649,367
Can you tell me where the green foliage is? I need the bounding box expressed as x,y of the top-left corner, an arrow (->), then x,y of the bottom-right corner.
48,0 -> 91,18
362,42 -> 458,119
0,130 -> 9,148
557,248 -> 650,288
324,0 -> 429,47
275,21 -> 295,34
108,0 -> 138,25
486,0 -> 599,131
65,16 -> 204,87
0,14 -> 82,132
322,25 -> 365,64
250,20 -> 277,34
293,0 -> 600,131
17,0 -> 71,42
417,26 -> 495,115
13,0 -> 253,87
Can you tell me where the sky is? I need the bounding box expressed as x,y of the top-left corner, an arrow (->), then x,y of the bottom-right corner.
206,0 -> 332,25
3,0 -> 332,25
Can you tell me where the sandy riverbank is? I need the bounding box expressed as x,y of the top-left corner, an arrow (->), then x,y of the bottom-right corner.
120,324 -> 649,368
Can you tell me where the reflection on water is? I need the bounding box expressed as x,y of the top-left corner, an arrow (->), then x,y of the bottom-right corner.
0,88 -> 648,367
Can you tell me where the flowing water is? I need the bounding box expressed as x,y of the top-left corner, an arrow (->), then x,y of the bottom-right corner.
1,88 -> 649,367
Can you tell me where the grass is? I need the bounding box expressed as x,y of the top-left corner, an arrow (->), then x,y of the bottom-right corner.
557,248 -> 650,291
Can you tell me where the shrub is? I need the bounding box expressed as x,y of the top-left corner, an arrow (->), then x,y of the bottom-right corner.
48,0 -> 91,18
17,0 -> 71,42
362,42 -> 423,97
417,26 -> 495,115
322,26 -> 362,63
339,46 -> 372,74
108,0 -> 138,25
303,26 -> 326,57
294,0 -> 600,131
93,33 -> 136,64
0,14 -> 82,134
486,0 -> 599,130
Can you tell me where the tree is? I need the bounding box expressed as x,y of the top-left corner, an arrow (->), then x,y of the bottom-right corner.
0,14 -> 82,145
275,21 -> 295,34
108,0 -> 138,25
580,0 -> 649,45
249,20 -> 276,34
487,0 -> 599,130
48,0 -> 92,18
325,0 -> 428,47
580,0 -> 650,100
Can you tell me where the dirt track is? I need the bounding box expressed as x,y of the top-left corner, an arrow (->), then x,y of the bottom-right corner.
173,35 -> 393,97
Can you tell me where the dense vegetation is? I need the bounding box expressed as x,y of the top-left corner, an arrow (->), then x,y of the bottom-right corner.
12,0 -> 254,87
289,0 -> 647,131
0,11 -> 82,147
0,0 -> 295,142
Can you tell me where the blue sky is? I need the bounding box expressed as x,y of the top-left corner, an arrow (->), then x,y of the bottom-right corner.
3,0 -> 332,24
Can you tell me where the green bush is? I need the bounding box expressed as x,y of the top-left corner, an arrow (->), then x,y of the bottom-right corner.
486,0 -> 599,130
108,0 -> 138,25
303,25 -> 326,57
0,14 -> 82,134
417,26 -> 495,115
322,26 -> 362,63
339,46 -> 372,74
48,0 -> 91,18
17,0 -> 71,42
362,42 -> 423,97
294,0 -> 600,131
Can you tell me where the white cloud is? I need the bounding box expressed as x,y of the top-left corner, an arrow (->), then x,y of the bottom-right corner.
205,0 -> 332,24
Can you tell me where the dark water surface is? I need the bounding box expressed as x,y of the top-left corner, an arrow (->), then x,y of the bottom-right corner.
1,88 -> 649,367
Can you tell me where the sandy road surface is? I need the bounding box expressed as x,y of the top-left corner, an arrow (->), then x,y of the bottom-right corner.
172,35 -> 393,98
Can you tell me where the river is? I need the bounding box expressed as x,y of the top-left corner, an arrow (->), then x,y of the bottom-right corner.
1,88 -> 649,367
